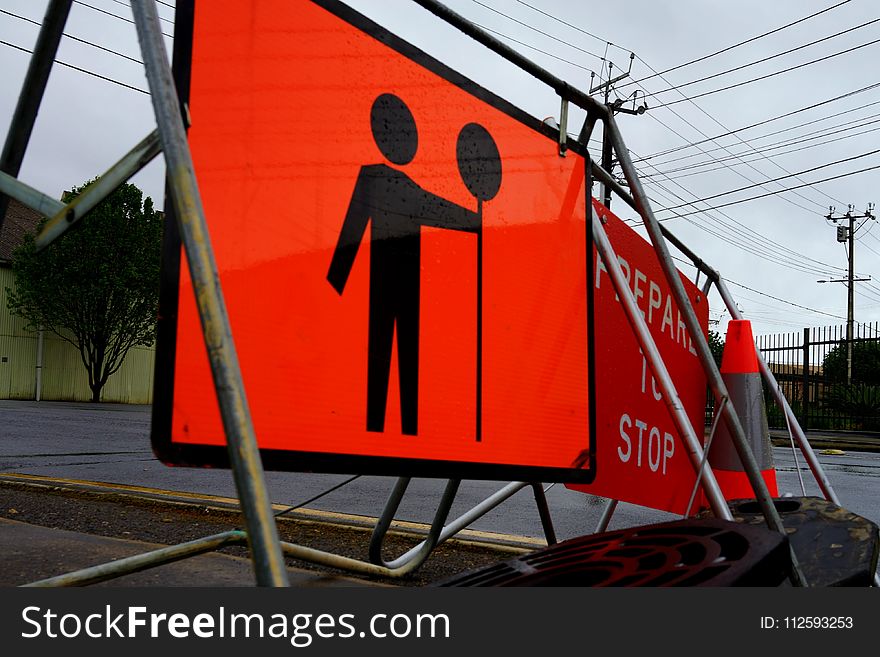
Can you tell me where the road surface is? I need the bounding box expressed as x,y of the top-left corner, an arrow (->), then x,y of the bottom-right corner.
2,400 -> 878,541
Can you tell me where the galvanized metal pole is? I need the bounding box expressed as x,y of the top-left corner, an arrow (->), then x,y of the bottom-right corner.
0,170 -> 65,217
412,0 -> 605,117
35,130 -> 162,250
24,531 -> 247,588
604,116 -> 805,584
369,478 -> 461,571
131,0 -> 288,587
0,0 -> 72,230
605,119 -> 782,519
595,499 -> 618,533
531,483 -> 557,545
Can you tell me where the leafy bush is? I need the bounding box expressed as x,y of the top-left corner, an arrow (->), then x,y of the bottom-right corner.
822,340 -> 880,384
821,384 -> 880,430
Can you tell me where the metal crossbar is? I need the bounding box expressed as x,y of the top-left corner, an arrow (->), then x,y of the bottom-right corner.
0,0 -> 72,233
35,131 -> 162,249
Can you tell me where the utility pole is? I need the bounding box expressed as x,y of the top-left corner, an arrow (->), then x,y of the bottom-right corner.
821,203 -> 875,383
589,53 -> 646,210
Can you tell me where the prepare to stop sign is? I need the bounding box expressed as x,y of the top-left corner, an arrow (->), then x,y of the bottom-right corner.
569,201 -> 708,514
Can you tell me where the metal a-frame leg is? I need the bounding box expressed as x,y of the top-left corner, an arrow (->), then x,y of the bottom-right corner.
369,478 -> 462,572
593,150 -> 806,586
367,478 -> 557,572
588,159 -> 842,516
1,0 -> 287,587
0,0 -> 72,231
595,499 -> 618,533
587,162 -> 732,522
131,0 -> 288,586
593,124 -> 806,586
713,277 -> 842,504
712,277 -> 880,588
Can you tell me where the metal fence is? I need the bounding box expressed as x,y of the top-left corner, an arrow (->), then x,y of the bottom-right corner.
755,322 -> 880,432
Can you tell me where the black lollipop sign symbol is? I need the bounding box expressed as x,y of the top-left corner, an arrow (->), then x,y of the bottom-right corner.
456,122 -> 502,441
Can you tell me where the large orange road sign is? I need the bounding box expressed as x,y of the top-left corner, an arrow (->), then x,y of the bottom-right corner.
152,0 -> 596,482
569,201 -> 710,514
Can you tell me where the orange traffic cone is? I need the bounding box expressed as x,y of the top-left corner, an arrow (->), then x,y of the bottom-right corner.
708,320 -> 778,500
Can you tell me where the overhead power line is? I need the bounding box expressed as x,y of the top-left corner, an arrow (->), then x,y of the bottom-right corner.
659,126 -> 880,182
73,1 -> 173,39
635,142 -> 859,278
0,38 -> 149,94
498,0 -> 852,211
627,52 -> 847,210
472,0 -> 604,62
642,110 -> 824,213
474,22 -> 592,72
645,117 -> 880,180
513,0 -> 634,54
632,140 -> 848,276
479,0 -> 846,211
658,149 -> 880,212
635,82 -> 880,162
630,53 -> 842,211
660,162 -> 880,218
643,17 -> 880,100
725,279 -> 848,321
643,97 -> 880,167
1,8 -> 144,65
622,34 -> 853,210
643,169 -> 847,277
650,35 -> 880,109
620,0 -> 853,88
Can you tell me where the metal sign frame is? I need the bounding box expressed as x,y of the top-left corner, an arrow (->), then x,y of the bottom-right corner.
2,0 -> 865,587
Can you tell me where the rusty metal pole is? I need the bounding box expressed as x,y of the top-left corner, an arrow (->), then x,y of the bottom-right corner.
131,0 -> 287,586
0,0 -> 72,230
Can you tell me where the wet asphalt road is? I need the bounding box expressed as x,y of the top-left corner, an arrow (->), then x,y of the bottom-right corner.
2,400 -> 879,541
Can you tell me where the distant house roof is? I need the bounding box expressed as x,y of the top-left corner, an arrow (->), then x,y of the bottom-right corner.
0,199 -> 43,264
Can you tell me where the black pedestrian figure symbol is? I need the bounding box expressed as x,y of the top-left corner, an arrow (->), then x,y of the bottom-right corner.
327,93 -> 501,437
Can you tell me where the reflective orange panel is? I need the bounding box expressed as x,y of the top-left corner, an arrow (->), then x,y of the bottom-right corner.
161,0 -> 593,481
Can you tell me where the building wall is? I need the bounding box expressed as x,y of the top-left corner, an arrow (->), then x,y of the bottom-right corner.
0,266 -> 155,403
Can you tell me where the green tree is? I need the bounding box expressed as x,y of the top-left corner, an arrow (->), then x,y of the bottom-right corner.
708,329 -> 724,367
822,339 -> 880,384
6,181 -> 163,402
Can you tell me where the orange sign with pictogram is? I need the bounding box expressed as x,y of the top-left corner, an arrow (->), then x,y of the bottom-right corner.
152,0 -> 595,482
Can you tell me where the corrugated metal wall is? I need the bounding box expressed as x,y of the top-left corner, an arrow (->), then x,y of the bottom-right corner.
0,266 -> 155,403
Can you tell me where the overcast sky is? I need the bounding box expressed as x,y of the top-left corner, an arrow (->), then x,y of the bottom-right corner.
2,0 -> 879,340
